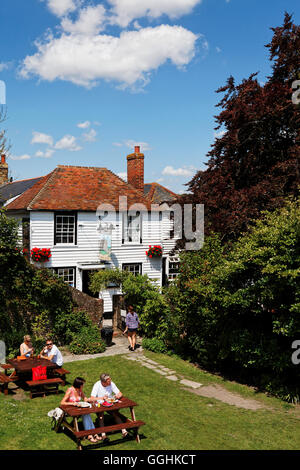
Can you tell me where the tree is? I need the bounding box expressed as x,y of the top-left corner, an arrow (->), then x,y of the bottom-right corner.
0,107 -> 10,155
166,198 -> 300,401
183,13 -> 300,239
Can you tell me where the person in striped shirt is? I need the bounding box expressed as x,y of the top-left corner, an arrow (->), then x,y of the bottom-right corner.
123,305 -> 140,351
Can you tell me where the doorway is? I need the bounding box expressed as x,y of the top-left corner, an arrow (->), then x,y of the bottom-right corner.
82,270 -> 98,298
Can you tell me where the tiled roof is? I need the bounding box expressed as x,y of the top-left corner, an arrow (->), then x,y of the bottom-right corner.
0,177 -> 43,206
5,166 -> 153,211
144,182 -> 177,204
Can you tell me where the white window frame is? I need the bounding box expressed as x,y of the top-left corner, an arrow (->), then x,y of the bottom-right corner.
52,267 -> 76,287
122,263 -> 142,276
54,212 -> 77,245
122,212 -> 142,245
168,257 -> 180,281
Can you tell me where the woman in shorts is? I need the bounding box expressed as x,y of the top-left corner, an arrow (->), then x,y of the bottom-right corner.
123,305 -> 140,351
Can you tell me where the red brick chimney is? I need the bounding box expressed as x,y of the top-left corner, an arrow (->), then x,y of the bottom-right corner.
127,146 -> 144,192
0,154 -> 8,185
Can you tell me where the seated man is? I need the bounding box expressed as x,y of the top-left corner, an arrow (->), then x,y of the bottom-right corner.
40,339 -> 63,367
89,373 -> 128,440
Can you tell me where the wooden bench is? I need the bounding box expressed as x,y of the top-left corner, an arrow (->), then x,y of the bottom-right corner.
0,372 -> 19,395
1,364 -> 17,377
52,368 -> 70,385
74,420 -> 145,449
26,378 -> 64,399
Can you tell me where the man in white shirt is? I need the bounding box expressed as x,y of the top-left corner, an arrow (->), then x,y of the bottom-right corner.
40,339 -> 63,367
90,373 -> 128,440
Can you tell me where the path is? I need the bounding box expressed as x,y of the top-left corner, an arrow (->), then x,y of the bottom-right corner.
62,335 -> 266,411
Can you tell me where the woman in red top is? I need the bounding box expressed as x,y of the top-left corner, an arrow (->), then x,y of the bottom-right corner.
61,377 -> 101,443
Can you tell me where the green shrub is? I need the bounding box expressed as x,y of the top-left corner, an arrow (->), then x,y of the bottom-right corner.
142,337 -> 168,354
165,199 -> 300,402
69,326 -> 106,355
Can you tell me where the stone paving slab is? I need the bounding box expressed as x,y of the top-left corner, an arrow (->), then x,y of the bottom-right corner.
153,369 -> 168,375
160,368 -> 176,374
142,363 -> 157,370
180,379 -> 203,389
166,375 -> 179,381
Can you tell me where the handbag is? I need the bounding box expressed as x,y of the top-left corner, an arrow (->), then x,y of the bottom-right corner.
32,365 -> 47,381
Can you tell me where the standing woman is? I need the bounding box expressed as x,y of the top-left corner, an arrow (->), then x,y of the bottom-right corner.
60,377 -> 101,443
123,305 -> 139,351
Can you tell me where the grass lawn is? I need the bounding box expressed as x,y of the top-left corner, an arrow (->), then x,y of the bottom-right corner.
0,351 -> 300,450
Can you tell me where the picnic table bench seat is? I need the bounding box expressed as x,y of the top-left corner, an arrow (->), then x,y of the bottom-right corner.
26,377 -> 64,399
1,364 -> 13,371
0,372 -> 19,395
52,368 -> 70,385
73,420 -> 145,448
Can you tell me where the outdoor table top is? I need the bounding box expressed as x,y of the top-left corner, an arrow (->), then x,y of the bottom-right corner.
60,397 -> 138,417
7,357 -> 58,372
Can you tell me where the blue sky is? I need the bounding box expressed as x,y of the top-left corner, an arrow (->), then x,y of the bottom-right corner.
0,0 -> 299,193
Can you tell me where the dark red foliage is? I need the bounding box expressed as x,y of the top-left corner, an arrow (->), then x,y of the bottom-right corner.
182,13 -> 300,240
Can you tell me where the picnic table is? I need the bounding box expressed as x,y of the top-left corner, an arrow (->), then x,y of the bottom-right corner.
1,357 -> 63,398
6,357 -> 58,375
57,397 -> 145,450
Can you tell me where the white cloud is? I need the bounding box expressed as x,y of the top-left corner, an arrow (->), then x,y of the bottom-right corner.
31,131 -> 54,146
82,128 -> 97,142
214,129 -> 226,139
61,5 -> 106,35
113,140 -> 151,151
108,0 -> 202,27
45,0 -> 80,17
9,154 -> 31,160
0,62 -> 10,72
125,140 -> 151,151
54,134 -> 82,151
117,172 -> 127,180
20,25 -> 198,89
77,120 -> 91,129
35,149 -> 55,158
162,165 -> 196,177
216,46 -> 221,53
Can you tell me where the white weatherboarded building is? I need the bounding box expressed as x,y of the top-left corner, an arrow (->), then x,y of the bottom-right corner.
5,147 -> 180,312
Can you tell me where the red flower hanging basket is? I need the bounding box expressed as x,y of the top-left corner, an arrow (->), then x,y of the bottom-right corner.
146,245 -> 163,258
31,247 -> 52,262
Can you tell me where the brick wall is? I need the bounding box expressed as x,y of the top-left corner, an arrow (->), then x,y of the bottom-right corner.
69,286 -> 103,328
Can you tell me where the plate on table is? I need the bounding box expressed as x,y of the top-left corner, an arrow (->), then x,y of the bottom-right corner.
77,402 -> 92,408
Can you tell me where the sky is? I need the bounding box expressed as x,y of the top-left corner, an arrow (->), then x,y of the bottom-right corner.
0,0 -> 299,194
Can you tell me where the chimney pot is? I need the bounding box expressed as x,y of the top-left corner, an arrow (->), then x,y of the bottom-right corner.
1,154 -> 5,164
134,146 -> 140,154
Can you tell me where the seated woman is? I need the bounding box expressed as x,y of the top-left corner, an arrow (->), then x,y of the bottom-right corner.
60,377 -> 102,443
20,335 -> 34,357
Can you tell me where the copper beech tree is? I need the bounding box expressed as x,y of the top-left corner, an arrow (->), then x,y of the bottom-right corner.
182,13 -> 300,240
